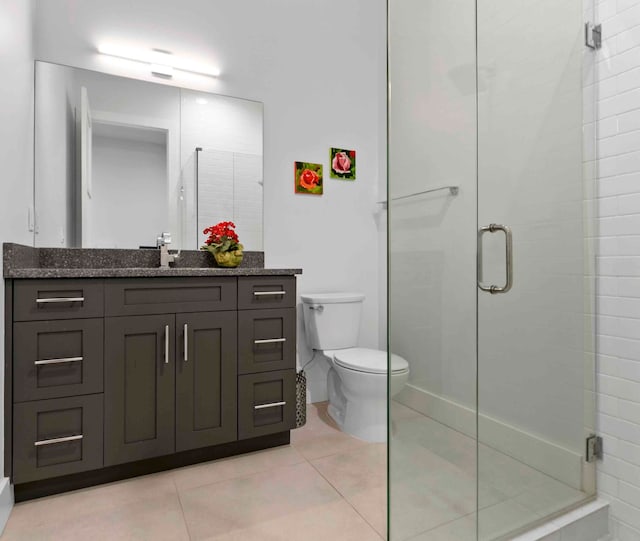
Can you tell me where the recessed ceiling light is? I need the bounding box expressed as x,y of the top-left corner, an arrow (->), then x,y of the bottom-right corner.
195,98 -> 209,105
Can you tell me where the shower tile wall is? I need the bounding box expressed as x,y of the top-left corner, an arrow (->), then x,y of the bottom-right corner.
593,0 -> 640,538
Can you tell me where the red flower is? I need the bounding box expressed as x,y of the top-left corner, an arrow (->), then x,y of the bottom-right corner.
299,169 -> 320,190
203,221 -> 240,247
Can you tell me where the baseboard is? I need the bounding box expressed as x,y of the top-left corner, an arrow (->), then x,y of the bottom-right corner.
395,384 -> 583,490
0,477 -> 13,534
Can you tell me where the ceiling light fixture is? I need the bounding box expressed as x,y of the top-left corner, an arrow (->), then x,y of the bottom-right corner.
97,44 -> 221,78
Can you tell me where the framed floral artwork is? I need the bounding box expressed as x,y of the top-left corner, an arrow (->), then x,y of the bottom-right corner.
330,148 -> 356,180
294,162 -> 323,195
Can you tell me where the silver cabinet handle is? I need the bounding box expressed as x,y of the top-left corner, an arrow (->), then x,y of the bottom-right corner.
164,325 -> 170,364
254,401 -> 286,410
254,338 -> 286,344
184,323 -> 188,362
36,297 -> 85,304
35,434 -> 83,446
35,356 -> 83,366
253,291 -> 286,296
478,224 -> 513,294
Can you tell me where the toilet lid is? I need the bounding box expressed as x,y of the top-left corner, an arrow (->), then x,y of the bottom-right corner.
333,348 -> 409,375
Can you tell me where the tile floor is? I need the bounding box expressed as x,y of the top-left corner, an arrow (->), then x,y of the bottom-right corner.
1,402 -> 385,541
389,401 -> 588,541
0,401 -> 590,540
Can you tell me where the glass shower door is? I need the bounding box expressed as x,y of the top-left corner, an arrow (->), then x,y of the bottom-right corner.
388,0 -> 597,539
476,0 -> 596,538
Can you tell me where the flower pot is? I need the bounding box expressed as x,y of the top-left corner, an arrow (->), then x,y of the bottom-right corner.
206,246 -> 244,268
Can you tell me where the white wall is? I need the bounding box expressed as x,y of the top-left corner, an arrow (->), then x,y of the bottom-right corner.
0,0 -> 35,522
592,0 -> 640,537
33,0 -> 387,401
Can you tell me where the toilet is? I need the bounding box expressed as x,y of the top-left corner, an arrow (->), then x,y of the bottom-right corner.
301,292 -> 410,442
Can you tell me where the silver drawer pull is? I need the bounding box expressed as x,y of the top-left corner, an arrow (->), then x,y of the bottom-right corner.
34,356 -> 83,366
184,323 -> 188,362
165,325 -> 170,364
254,401 -> 286,410
35,434 -> 83,447
36,297 -> 85,304
253,291 -> 286,296
254,338 -> 286,345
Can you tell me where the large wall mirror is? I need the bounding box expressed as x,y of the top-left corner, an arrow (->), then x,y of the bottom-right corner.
34,61 -> 263,251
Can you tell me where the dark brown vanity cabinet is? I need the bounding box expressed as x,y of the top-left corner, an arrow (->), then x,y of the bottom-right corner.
104,314 -> 177,466
175,311 -> 238,453
6,274 -> 297,498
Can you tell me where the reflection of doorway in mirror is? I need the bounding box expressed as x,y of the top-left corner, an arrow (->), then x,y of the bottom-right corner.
89,120 -> 169,249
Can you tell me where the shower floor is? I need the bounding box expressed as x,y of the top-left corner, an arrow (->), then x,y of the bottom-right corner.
390,401 -> 588,540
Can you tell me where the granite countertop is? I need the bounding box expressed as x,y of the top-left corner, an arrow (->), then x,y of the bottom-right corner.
3,244 -> 302,279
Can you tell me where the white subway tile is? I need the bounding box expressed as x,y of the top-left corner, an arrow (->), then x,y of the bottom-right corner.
617,521 -> 640,541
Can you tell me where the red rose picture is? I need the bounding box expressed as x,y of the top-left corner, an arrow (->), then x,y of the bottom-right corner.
294,162 -> 323,195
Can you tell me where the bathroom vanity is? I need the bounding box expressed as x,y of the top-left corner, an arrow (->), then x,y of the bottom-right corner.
3,243 -> 301,501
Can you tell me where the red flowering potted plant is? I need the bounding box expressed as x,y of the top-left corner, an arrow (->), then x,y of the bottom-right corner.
202,221 -> 244,268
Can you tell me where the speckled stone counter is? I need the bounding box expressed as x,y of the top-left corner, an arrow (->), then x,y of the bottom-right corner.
3,243 -> 302,278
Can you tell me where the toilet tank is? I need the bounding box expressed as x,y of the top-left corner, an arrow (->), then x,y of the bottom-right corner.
301,292 -> 365,350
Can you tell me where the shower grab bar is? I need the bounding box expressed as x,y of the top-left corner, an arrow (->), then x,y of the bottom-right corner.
477,224 -> 513,294
378,185 -> 459,208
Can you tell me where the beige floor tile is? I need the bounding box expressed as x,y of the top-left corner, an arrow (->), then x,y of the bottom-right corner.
2,492 -> 189,541
200,500 -> 384,541
513,476 -> 587,518
408,514 -> 476,541
391,401 -> 423,422
478,445 -> 552,498
172,444 -> 305,492
477,499 -> 541,541
311,442 -> 386,498
311,443 -> 387,536
349,486 -> 388,537
292,402 -> 368,460
179,461 -> 343,540
2,471 -> 177,534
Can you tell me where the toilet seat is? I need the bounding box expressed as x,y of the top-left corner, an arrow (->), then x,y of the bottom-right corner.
332,348 -> 409,375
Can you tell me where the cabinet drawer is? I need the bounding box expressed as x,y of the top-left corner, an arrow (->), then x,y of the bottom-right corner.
238,308 -> 296,374
238,370 -> 296,440
13,279 -> 104,322
105,278 -> 237,316
13,394 -> 103,483
238,277 -> 296,310
13,319 -> 103,402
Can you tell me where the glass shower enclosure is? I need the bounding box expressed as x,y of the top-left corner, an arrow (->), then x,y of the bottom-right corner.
388,0 -> 597,539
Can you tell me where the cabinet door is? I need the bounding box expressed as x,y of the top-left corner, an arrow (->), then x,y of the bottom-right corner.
105,315 -> 175,466
175,312 -> 238,452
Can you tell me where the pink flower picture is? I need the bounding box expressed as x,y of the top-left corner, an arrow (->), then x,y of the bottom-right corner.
330,148 -> 356,180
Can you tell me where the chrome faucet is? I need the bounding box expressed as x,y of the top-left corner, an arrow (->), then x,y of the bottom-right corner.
157,232 -> 178,268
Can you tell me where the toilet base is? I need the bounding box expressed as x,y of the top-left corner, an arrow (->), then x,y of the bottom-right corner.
327,367 -> 388,443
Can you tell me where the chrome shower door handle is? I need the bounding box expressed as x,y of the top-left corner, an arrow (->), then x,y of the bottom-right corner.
477,224 -> 513,294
